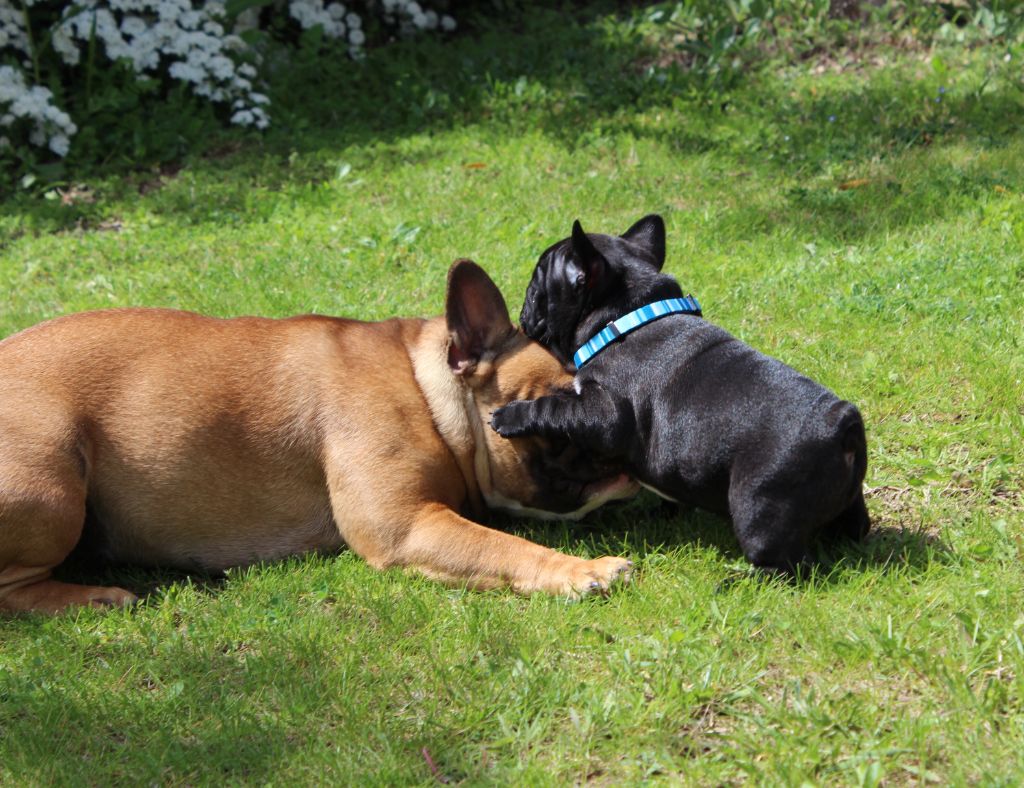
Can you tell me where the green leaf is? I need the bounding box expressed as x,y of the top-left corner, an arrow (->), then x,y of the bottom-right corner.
225,0 -> 275,16
298,24 -> 324,52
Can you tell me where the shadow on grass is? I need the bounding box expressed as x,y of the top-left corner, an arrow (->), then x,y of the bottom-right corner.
51,555 -> 229,604
5,2 -> 1023,242
44,490 -> 953,606
498,490 -> 951,585
261,4 -> 1024,171
0,625 -> 340,784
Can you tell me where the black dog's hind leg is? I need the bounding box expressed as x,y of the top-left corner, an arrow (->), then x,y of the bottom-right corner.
727,463 -> 809,573
491,383 -> 634,456
823,492 -> 870,543
730,499 -> 809,573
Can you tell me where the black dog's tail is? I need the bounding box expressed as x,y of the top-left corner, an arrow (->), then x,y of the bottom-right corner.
838,403 -> 868,489
825,401 -> 870,542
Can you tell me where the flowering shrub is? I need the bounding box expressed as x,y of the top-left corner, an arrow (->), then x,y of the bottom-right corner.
0,64 -> 77,156
0,0 -> 454,169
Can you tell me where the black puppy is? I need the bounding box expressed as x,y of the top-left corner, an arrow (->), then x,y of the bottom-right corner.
491,215 -> 869,571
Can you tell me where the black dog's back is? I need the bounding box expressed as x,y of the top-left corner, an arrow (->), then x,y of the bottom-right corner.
492,214 -> 870,572
604,317 -> 869,569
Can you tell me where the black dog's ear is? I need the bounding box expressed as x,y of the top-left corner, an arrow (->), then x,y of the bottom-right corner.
446,259 -> 514,375
570,219 -> 611,293
622,214 -> 666,271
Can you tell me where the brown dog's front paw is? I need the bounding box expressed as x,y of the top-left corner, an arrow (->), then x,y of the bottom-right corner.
565,556 -> 633,599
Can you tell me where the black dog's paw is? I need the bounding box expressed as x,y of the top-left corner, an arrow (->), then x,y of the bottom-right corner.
490,401 -> 534,438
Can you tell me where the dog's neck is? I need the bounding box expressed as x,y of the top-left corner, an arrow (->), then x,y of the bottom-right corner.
409,318 -> 488,518
576,271 -> 684,351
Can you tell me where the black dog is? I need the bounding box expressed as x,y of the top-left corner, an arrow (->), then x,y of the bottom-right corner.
491,215 -> 869,571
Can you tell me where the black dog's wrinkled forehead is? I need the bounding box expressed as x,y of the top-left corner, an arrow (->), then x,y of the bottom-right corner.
533,233 -> 629,277
524,239 -> 573,302
523,232 -> 616,309
530,224 -> 664,292
520,215 -> 673,363
520,238 -> 590,354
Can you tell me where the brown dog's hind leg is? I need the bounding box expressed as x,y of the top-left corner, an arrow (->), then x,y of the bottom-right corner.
0,566 -> 137,614
0,456 -> 136,615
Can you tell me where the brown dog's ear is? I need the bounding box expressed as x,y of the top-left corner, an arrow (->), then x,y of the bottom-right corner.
446,259 -> 514,375
622,214 -> 666,271
570,219 -> 610,293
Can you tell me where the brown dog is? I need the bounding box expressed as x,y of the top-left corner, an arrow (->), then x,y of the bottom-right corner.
0,260 -> 636,614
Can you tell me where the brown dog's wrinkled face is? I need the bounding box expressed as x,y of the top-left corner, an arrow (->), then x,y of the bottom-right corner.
446,261 -> 638,518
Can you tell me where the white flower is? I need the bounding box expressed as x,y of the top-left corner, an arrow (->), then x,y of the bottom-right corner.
169,61 -> 201,82
289,0 -> 351,38
0,64 -> 77,157
179,10 -> 201,30
120,16 -> 148,39
233,8 -> 260,34
49,134 -> 70,156
0,3 -> 30,55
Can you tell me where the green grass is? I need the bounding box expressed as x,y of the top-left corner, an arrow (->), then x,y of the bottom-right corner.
2,6 -> 1023,784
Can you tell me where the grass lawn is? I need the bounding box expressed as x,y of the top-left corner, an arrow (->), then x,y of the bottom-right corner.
2,5 -> 1023,784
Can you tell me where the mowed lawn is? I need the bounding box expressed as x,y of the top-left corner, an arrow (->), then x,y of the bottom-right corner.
1,8 -> 1023,784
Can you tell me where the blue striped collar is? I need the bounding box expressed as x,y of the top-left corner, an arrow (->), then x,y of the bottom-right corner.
573,296 -> 702,369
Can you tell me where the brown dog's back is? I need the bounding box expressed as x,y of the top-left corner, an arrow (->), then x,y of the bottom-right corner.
0,309 -> 448,570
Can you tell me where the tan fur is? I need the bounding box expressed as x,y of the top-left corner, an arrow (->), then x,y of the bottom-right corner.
0,268 -> 633,614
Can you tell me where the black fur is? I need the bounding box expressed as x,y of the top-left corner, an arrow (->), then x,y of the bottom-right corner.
492,215 -> 870,571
